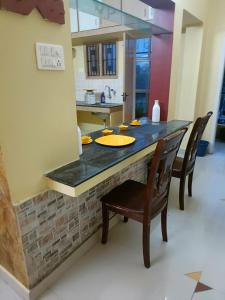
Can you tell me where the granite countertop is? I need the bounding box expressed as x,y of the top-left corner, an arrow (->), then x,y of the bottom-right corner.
46,119 -> 191,188
76,101 -> 123,109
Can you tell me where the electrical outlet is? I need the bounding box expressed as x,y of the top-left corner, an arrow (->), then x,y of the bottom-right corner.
36,43 -> 65,71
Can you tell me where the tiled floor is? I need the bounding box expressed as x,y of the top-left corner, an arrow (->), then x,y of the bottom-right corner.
1,142 -> 225,300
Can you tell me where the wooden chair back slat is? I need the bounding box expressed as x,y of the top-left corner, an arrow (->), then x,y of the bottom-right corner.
145,128 -> 187,218
183,112 -> 213,172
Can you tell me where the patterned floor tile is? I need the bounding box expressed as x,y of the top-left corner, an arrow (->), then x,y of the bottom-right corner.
194,282 -> 212,293
186,272 -> 202,282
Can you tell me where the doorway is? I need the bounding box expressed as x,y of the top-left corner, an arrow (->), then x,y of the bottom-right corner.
216,70 -> 225,143
135,38 -> 151,118
123,34 -> 151,121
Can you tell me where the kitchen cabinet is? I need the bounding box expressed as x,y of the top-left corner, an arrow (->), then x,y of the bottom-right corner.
98,0 -> 122,28
122,0 -> 154,21
99,0 -> 121,9
70,0 -> 154,35
78,0 -> 122,32
79,12 -> 100,31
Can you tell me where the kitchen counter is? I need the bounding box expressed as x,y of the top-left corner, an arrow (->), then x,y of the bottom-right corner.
76,101 -> 123,113
46,119 -> 191,197
76,101 -> 123,108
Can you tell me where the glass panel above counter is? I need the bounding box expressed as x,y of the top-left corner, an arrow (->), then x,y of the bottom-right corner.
69,0 -> 171,35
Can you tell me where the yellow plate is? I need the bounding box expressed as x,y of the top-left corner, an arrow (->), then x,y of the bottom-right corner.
95,135 -> 135,147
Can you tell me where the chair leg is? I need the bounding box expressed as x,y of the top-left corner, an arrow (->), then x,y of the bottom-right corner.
142,222 -> 150,268
188,171 -> 193,197
161,205 -> 168,242
179,176 -> 186,211
101,203 -> 109,244
123,217 -> 128,223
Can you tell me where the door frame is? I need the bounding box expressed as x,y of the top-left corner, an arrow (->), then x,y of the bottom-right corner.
123,32 -> 136,121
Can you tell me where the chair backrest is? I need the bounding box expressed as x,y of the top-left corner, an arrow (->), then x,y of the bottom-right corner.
145,128 -> 187,218
182,111 -> 213,172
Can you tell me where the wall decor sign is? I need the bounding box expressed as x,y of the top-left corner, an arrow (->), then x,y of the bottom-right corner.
0,0 -> 65,24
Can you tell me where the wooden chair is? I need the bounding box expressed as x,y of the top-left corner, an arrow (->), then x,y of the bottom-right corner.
172,112 -> 213,210
100,129 -> 187,268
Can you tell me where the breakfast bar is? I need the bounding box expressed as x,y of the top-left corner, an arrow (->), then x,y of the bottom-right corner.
0,118 -> 191,294
46,119 -> 191,197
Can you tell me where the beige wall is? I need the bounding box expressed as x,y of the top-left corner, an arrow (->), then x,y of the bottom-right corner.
175,27 -> 203,121
169,0 -> 225,151
196,0 -> 225,150
168,0 -> 214,148
173,26 -> 204,149
172,0 -> 209,21
0,3 -> 78,204
168,0 -> 209,122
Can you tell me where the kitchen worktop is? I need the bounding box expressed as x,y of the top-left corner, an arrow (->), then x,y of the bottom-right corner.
46,119 -> 191,196
76,101 -> 123,108
76,101 -> 123,114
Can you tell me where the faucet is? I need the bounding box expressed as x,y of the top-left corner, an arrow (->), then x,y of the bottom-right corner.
105,85 -> 112,99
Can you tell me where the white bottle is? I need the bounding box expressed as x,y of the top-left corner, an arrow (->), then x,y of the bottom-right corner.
77,126 -> 83,156
152,100 -> 160,123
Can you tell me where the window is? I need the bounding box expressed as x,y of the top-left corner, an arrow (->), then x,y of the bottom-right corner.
135,38 -> 151,118
86,44 -> 100,76
102,42 -> 117,76
85,42 -> 117,78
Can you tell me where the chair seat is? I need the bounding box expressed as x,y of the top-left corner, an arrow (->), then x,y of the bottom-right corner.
101,180 -> 166,222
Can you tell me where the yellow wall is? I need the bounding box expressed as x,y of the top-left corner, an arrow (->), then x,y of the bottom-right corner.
173,26 -> 204,149
168,0 -> 209,122
172,0 -> 209,21
196,0 -> 225,150
169,0 -> 225,151
175,27 -> 203,121
0,3 -> 78,204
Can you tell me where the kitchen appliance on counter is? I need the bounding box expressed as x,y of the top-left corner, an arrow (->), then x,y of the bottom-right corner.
84,89 -> 96,105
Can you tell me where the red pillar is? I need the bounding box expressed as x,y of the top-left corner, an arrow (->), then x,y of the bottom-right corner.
142,0 -> 175,120
149,31 -> 174,120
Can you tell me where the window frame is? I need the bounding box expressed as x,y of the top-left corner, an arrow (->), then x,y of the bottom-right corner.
84,41 -> 118,79
85,43 -> 100,77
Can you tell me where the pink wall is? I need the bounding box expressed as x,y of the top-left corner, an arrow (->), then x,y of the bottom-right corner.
141,0 -> 175,120
148,33 -> 174,120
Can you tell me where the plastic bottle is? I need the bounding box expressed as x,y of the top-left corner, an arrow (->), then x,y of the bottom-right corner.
77,126 -> 83,156
100,92 -> 105,104
152,100 -> 160,123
